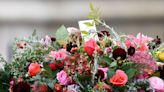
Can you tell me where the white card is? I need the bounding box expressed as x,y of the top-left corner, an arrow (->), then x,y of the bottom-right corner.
78,20 -> 99,41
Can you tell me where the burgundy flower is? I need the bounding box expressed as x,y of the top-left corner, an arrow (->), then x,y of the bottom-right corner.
12,82 -> 30,92
112,48 -> 127,60
153,36 -> 161,45
96,69 -> 104,80
128,46 -> 135,56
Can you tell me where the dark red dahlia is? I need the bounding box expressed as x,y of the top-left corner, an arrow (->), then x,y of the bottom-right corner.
112,48 -> 127,60
96,69 -> 105,80
153,36 -> 161,45
128,46 -> 135,56
13,82 -> 30,92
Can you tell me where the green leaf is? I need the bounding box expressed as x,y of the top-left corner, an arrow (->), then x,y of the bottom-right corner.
90,3 -> 94,11
43,64 -> 53,78
55,25 -> 69,45
83,22 -> 94,27
107,69 -> 115,78
81,30 -> 89,35
48,82 -> 54,89
102,56 -> 112,65
110,62 -> 117,68
88,12 -> 95,19
125,69 -> 136,79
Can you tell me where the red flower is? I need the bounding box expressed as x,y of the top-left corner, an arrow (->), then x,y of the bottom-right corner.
84,39 -> 99,56
49,62 -> 57,71
28,63 -> 41,77
32,83 -> 48,92
110,70 -> 128,86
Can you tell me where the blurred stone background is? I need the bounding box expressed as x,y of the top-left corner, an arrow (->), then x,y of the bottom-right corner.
0,0 -> 164,61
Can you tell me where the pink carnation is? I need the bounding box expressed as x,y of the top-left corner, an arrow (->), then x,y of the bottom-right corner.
57,70 -> 70,85
149,77 -> 164,92
49,49 -> 68,60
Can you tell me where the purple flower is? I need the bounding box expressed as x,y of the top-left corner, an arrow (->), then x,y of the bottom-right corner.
40,35 -> 52,46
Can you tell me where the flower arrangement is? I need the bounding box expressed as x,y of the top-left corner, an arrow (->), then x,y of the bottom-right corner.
0,3 -> 164,92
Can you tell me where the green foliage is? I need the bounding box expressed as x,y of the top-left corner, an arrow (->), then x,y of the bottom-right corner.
127,79 -> 150,91
121,62 -> 139,79
8,31 -> 53,78
101,56 -> 112,66
88,3 -> 101,25
0,70 -> 10,92
125,69 -> 137,79
107,69 -> 115,78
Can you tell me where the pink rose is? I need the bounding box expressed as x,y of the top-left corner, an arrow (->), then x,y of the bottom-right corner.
57,70 -> 70,85
49,49 -> 68,60
98,67 -> 109,80
28,63 -> 41,77
84,39 -> 99,56
110,70 -> 128,86
148,77 -> 164,91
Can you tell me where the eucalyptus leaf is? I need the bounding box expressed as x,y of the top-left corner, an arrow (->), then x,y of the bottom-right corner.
55,25 -> 69,45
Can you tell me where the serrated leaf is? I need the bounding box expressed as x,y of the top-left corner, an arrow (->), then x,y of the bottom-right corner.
125,69 -> 136,79
55,25 -> 69,45
83,22 -> 94,27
